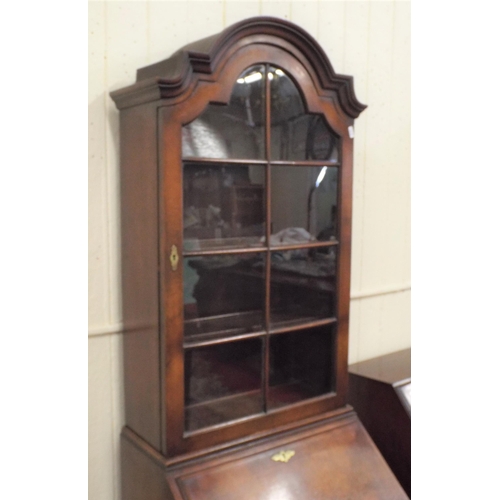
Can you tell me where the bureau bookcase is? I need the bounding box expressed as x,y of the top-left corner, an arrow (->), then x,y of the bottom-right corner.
111,16 -> 408,500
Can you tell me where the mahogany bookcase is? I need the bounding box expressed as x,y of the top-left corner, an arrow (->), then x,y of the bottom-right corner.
111,16 -> 408,500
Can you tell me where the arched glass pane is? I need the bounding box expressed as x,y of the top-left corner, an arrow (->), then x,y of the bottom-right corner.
269,66 -> 340,161
182,65 -> 266,159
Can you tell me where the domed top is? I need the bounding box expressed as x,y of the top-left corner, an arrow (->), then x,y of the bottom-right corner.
111,16 -> 366,118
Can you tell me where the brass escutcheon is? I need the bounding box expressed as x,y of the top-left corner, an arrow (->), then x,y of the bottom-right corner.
271,450 -> 295,463
170,244 -> 179,271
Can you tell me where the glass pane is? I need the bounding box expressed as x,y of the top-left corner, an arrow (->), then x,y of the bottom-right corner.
183,162 -> 265,251
270,166 -> 338,243
184,339 -> 264,432
270,249 -> 335,328
184,253 -> 265,342
269,66 -> 340,161
182,65 -> 266,159
269,326 -> 334,409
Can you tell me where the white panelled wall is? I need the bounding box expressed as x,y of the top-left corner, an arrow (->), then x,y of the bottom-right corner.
88,1 -> 410,498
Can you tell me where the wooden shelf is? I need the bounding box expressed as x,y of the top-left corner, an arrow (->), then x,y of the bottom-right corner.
184,310 -> 265,343
183,314 -> 336,349
183,157 -> 268,165
270,316 -> 336,335
182,157 -> 341,167
184,385 -> 335,434
183,242 -> 265,256
185,390 -> 264,433
183,239 -> 337,256
268,382 -> 333,410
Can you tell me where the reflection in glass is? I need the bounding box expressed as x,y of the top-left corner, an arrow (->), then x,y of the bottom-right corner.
270,166 -> 338,242
269,326 -> 333,409
269,66 -> 340,161
185,339 -> 264,431
270,249 -> 335,328
183,163 -> 265,251
184,254 -> 265,342
182,65 -> 266,159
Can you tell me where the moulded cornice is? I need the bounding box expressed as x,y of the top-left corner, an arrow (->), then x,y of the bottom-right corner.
110,17 -> 367,118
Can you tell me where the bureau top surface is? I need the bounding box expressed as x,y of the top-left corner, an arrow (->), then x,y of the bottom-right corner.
349,348 -> 411,385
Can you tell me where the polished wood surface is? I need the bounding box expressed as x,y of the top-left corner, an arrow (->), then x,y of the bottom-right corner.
171,417 -> 407,500
122,434 -> 173,500
349,348 -> 411,385
121,410 -> 408,500
120,102 -> 162,451
348,349 -> 411,496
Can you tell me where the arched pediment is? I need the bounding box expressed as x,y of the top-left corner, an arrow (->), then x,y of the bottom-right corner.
111,17 -> 366,118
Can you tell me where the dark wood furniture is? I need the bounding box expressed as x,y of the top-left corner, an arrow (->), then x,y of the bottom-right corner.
349,348 -> 411,497
111,16 -> 408,500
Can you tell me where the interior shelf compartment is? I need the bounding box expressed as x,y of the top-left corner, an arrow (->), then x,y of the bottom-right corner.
183,253 -> 265,340
184,337 -> 264,432
185,389 -> 264,433
268,324 -> 335,410
269,248 -> 336,328
183,161 -> 266,252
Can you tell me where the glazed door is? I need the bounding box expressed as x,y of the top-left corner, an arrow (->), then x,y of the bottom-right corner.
160,51 -> 352,456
